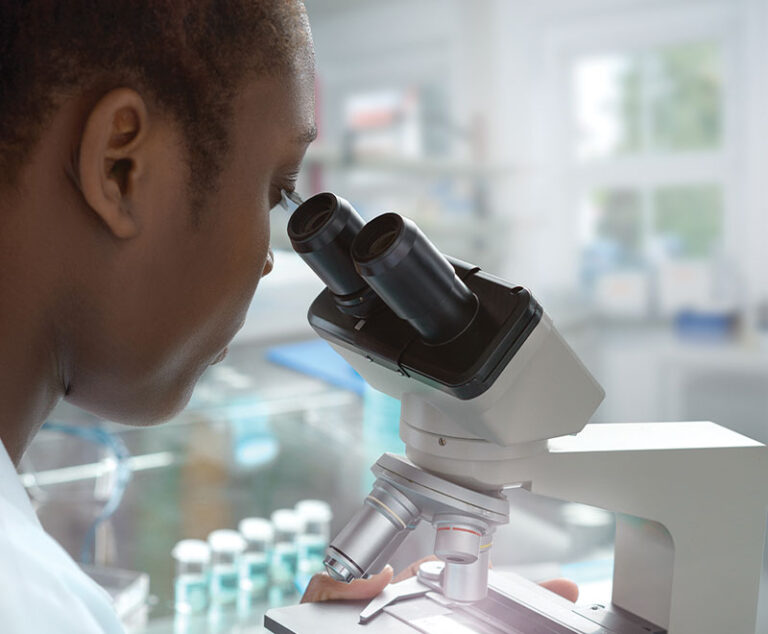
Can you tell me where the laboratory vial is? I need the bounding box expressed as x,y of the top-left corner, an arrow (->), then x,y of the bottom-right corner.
207,529 -> 246,607
238,517 -> 273,599
294,500 -> 333,591
295,499 -> 332,542
269,508 -> 305,595
171,539 -> 211,615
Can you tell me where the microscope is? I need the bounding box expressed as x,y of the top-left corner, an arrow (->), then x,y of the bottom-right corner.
265,193 -> 768,634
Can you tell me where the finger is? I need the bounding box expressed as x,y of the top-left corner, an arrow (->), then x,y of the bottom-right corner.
539,578 -> 579,603
300,565 -> 394,604
392,555 -> 438,584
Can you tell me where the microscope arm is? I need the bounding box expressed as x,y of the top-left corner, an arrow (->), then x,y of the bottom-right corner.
408,421 -> 768,634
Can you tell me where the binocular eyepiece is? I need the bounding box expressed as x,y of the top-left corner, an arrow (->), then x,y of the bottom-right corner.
288,192 -> 478,345
287,193 -> 381,318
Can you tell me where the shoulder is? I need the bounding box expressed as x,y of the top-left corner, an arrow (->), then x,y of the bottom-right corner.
0,493 -> 124,633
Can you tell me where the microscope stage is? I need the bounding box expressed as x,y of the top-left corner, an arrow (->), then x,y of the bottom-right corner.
264,569 -> 665,634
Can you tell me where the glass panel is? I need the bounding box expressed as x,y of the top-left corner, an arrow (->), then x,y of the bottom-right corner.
574,55 -> 642,160
653,183 -> 723,257
649,41 -> 723,152
572,41 -> 723,159
586,188 -> 644,259
581,188 -> 644,287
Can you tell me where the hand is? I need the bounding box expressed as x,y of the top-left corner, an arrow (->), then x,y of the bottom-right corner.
301,565 -> 394,603
301,556 -> 578,604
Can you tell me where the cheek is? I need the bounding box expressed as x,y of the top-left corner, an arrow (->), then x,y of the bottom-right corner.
133,199 -> 268,349
193,200 -> 272,325
223,204 -> 271,287
160,159 -> 274,355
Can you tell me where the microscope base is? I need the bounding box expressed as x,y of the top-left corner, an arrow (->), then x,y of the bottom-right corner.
264,568 -> 665,634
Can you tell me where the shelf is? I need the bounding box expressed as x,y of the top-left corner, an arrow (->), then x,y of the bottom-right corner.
303,145 -> 514,177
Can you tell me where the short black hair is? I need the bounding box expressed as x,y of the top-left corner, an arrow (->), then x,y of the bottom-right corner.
0,0 -> 310,204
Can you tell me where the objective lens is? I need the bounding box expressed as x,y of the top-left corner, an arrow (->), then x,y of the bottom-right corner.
351,213 -> 478,344
323,480 -> 420,582
289,193 -> 380,317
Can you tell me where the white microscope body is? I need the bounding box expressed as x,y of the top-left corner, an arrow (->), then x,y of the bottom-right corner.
266,192 -> 768,634
333,314 -> 768,634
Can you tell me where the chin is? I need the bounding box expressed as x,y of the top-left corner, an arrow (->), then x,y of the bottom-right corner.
67,376 -> 199,427
130,384 -> 198,426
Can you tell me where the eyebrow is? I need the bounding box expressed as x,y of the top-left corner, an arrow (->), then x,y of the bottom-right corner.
297,125 -> 318,145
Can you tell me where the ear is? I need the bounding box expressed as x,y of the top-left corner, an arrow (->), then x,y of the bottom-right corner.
78,88 -> 150,239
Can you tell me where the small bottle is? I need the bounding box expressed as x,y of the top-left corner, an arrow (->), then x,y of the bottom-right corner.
294,500 -> 333,592
295,499 -> 332,543
207,529 -> 246,607
171,539 -> 211,615
238,517 -> 273,600
269,509 -> 305,595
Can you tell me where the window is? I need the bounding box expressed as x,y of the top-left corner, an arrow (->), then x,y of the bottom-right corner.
653,184 -> 722,258
575,41 -> 723,160
569,38 -> 728,316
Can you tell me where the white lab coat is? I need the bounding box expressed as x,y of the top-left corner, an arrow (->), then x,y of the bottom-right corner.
0,439 -> 124,633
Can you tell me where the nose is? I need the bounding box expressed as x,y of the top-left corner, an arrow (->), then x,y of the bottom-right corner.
262,248 -> 275,277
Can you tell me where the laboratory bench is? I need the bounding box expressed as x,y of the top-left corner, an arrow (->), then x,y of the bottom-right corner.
24,338 -> 616,633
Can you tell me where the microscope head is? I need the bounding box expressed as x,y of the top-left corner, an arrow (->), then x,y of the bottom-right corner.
289,192 -> 604,450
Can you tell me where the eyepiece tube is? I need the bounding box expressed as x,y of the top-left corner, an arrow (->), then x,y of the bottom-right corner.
351,213 -> 478,344
323,480 -> 421,582
288,193 -> 379,317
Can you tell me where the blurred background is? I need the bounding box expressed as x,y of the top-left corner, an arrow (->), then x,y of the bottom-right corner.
24,0 -> 768,630
287,0 -> 768,439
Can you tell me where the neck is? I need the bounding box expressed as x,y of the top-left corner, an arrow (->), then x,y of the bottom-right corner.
0,193 -> 65,466
0,336 -> 62,467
